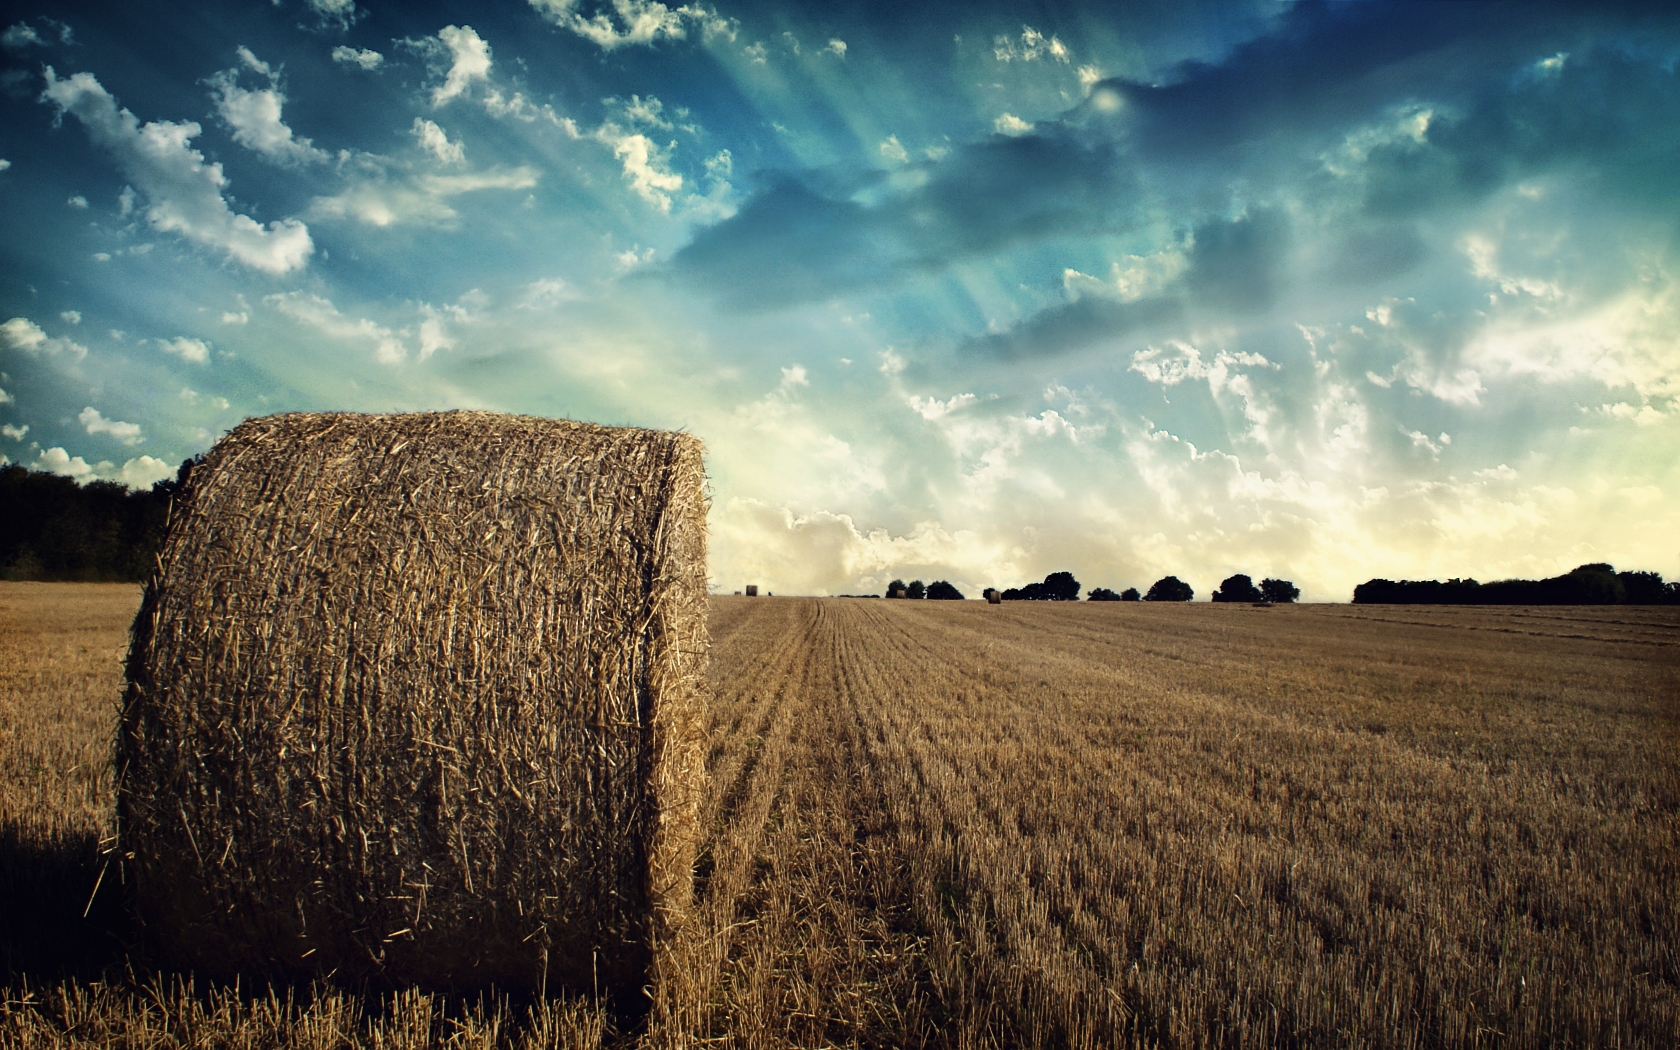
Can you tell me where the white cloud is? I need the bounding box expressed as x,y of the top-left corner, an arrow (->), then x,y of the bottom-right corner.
266,291 -> 408,365
821,39 -> 846,59
528,0 -> 735,50
518,277 -> 575,308
35,447 -> 96,481
879,135 -> 908,163
0,159 -> 10,172
59,310 -> 81,324
308,165 -> 538,227
0,389 -> 12,406
1,423 -> 27,440
157,336 -> 210,364
67,194 -> 87,208
117,455 -> 173,488
331,46 -> 383,70
41,68 -> 313,274
1130,341 -> 1272,394
79,406 -> 143,445
1,316 -> 89,359
483,89 -> 578,131
2,23 -> 43,48
993,26 -> 1069,64
305,0 -> 360,30
412,118 -> 465,164
594,123 -> 682,211
780,364 -> 809,388
422,25 -> 492,106
221,310 -> 248,324
993,113 -> 1033,136
209,60 -> 330,166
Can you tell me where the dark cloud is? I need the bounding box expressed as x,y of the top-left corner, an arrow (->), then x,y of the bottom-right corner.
668,129 -> 1139,309
962,294 -> 1182,360
1320,224 -> 1428,286
1361,44 -> 1680,217
1184,208 -> 1288,312
1101,0 -> 1679,162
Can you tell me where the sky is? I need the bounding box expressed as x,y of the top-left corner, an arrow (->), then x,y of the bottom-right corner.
1,0 -> 1677,600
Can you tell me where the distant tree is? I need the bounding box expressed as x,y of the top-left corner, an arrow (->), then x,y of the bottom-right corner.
1001,571 -> 1081,601
1120,587 -> 1141,601
1041,571 -> 1080,601
1212,574 -> 1264,603
1260,578 -> 1300,604
1619,571 -> 1667,605
1144,576 -> 1193,602
926,580 -> 964,600
1087,587 -> 1121,601
887,578 -> 906,598
906,579 -> 926,600
0,461 -> 189,582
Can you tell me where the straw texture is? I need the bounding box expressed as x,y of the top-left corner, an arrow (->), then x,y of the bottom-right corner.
118,411 -> 709,997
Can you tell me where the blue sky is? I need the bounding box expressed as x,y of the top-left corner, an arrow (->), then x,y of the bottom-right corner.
2,0 -> 1676,599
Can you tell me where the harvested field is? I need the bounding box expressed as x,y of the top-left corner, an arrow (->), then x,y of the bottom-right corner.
3,583 -> 1677,1047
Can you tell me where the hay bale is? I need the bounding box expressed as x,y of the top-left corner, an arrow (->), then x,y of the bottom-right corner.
744,584 -> 758,597
984,588 -> 1001,604
118,411 -> 709,997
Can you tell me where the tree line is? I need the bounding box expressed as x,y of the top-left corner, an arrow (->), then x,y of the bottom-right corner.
0,461 -> 196,582
1354,564 -> 1678,605
994,572 -> 1300,604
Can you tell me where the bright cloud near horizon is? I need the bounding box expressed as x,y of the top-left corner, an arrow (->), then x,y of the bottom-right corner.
2,1 -> 1677,600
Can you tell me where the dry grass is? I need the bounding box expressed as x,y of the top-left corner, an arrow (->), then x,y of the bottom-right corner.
4,584 -> 1676,1047
120,411 -> 708,996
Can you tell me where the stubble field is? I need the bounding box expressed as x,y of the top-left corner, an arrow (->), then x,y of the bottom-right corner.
2,583 -> 1675,1048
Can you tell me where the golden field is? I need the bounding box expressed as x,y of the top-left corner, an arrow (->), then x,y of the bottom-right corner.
1,582 -> 1675,1048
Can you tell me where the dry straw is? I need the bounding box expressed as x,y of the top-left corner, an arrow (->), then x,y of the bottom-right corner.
118,411 -> 709,998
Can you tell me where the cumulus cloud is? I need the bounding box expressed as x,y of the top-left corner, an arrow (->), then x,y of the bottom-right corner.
305,0 -> 360,30
528,0 -> 734,50
41,68 -> 313,274
79,406 -> 143,445
209,57 -> 330,166
407,25 -> 492,106
594,121 -> 682,211
1,423 -> 27,439
59,310 -> 81,324
35,447 -> 97,481
412,118 -> 465,164
157,336 -> 210,363
331,46 -> 383,70
993,113 -> 1033,136
117,455 -> 173,488
0,389 -> 12,406
0,316 -> 89,359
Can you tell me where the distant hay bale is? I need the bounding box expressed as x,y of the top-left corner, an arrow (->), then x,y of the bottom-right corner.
744,584 -> 758,597
118,411 -> 709,998
984,589 -> 1001,604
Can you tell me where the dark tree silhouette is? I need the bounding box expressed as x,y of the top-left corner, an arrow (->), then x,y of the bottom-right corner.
1087,587 -> 1121,601
0,459 -> 196,582
1260,578 -> 1300,603
906,579 -> 926,600
1354,563 -> 1671,605
1002,571 -> 1081,601
1120,587 -> 1141,601
1212,574 -> 1264,603
926,580 -> 964,600
1144,576 -> 1193,602
886,578 -> 907,598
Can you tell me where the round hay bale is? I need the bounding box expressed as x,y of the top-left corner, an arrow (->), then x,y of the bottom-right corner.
118,411 -> 709,998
